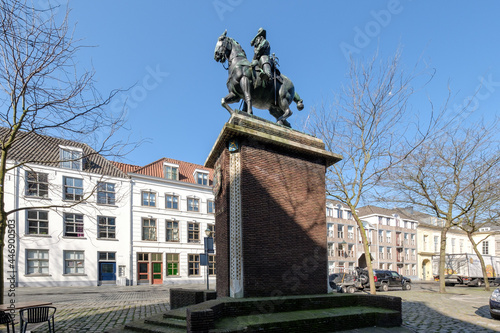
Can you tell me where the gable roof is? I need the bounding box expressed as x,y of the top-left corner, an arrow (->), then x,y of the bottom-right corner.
113,157 -> 213,185
0,128 -> 128,178
357,205 -> 416,221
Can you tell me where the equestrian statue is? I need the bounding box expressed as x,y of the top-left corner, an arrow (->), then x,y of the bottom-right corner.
214,28 -> 303,128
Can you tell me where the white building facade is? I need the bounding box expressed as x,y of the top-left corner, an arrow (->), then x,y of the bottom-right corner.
114,158 -> 215,286
3,131 -> 132,287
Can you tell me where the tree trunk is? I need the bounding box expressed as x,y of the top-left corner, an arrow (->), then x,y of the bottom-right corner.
438,226 -> 450,293
353,215 -> 376,294
468,234 -> 490,291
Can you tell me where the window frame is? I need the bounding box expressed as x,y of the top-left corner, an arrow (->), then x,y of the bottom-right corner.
482,241 -> 489,255
194,170 -> 209,186
164,164 -> 179,181
97,182 -> 116,205
208,254 -> 216,276
64,250 -> 85,275
60,147 -> 83,170
98,216 -> 116,239
166,253 -> 180,277
63,213 -> 84,238
25,171 -> 49,198
166,220 -> 180,242
27,210 -> 49,235
63,176 -> 84,201
188,222 -> 200,243
188,254 -> 200,276
141,191 -> 156,207
142,218 -> 157,241
207,200 -> 215,214
26,249 -> 49,275
165,194 -> 179,210
187,197 -> 200,212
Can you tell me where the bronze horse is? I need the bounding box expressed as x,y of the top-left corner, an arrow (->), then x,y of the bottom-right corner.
214,30 -> 303,128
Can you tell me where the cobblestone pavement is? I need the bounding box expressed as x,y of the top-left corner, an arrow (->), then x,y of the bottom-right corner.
1,282 -> 499,332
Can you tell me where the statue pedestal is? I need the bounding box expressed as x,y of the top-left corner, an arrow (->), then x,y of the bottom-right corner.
205,112 -> 341,298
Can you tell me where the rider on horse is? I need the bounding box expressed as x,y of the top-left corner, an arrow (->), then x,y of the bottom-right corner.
250,28 -> 272,89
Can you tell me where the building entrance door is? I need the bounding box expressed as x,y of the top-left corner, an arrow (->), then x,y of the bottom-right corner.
152,262 -> 163,284
99,262 -> 116,282
138,262 -> 149,284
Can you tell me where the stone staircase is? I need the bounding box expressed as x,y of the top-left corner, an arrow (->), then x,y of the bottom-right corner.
106,293 -> 402,333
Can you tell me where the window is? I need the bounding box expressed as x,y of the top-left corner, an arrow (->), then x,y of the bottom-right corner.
378,230 -> 384,243
188,254 -> 200,276
335,207 -> 343,219
386,247 -> 392,259
337,224 -> 344,238
207,224 -> 215,239
412,249 -> 416,260
346,211 -> 353,219
64,250 -> 84,274
451,238 -> 456,253
99,252 -> 116,261
142,218 -> 157,241
64,213 -> 84,237
164,164 -> 179,180
386,231 -> 391,243
166,220 -> 179,242
208,254 -> 216,275
459,239 -> 464,253
26,171 -> 48,197
386,217 -> 391,226
347,226 -> 354,239
411,234 -> 416,245
434,235 -> 439,252
98,216 -> 116,239
27,210 -> 49,235
26,249 -> 49,275
97,182 -> 115,205
188,222 -> 200,243
326,207 -> 334,217
482,241 -> 489,255
412,264 -> 417,276
187,198 -> 199,212
141,191 -> 156,207
167,253 -> 179,276
379,246 -> 384,259
195,170 -> 209,185
165,194 -> 179,210
207,200 -> 215,214
60,147 -> 83,170
63,177 -> 83,201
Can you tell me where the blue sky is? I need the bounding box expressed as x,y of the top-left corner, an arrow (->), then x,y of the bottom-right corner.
63,0 -> 500,167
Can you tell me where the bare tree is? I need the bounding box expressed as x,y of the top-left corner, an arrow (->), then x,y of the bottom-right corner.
307,50 -> 430,294
457,185 -> 500,291
385,121 -> 500,293
0,0 -> 130,302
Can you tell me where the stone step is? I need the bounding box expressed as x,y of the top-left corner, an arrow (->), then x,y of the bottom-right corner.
122,322 -> 186,333
212,306 -> 400,333
145,314 -> 187,329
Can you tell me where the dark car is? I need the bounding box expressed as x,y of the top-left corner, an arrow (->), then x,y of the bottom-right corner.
490,287 -> 500,320
372,270 -> 412,291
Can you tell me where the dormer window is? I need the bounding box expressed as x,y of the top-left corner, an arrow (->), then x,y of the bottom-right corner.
60,146 -> 83,170
164,163 -> 179,181
194,169 -> 209,186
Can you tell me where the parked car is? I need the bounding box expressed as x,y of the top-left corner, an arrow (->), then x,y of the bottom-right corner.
371,270 -> 412,291
328,273 -> 339,289
490,287 -> 500,320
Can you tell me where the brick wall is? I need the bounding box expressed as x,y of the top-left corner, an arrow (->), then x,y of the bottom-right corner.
239,139 -> 327,296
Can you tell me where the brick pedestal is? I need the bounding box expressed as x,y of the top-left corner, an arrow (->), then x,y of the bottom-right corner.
205,112 -> 341,298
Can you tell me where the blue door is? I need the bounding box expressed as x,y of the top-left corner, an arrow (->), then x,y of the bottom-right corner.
100,262 -> 116,281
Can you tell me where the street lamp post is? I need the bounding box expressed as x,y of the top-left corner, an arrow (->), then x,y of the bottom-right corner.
203,228 -> 214,290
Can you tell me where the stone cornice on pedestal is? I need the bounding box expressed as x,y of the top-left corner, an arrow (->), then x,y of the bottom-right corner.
205,111 -> 342,168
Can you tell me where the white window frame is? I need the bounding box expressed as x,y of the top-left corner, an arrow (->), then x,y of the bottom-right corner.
98,216 -> 116,239
64,250 -> 85,274
63,176 -> 83,201
97,182 -> 115,205
187,197 -> 200,212
166,220 -> 179,242
26,171 -> 49,198
164,163 -> 179,181
64,213 -> 84,238
194,169 -> 209,186
142,218 -> 157,241
207,200 -> 215,214
27,210 -> 49,235
60,146 -> 83,170
141,191 -> 156,207
26,249 -> 49,275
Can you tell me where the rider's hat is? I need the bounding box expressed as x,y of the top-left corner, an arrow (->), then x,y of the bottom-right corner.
251,28 -> 266,46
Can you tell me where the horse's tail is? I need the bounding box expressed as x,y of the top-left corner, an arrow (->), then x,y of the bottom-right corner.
294,92 -> 304,111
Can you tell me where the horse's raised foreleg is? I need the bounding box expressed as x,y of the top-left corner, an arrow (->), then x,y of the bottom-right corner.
240,76 -> 252,115
221,92 -> 240,114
